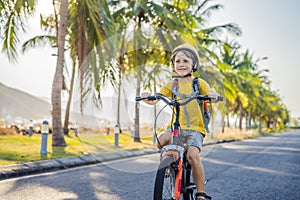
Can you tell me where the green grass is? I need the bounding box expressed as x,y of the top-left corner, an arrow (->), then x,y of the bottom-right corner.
0,127 -> 284,166
0,131 -> 156,166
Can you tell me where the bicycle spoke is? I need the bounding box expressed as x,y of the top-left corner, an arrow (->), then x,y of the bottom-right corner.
162,167 -> 175,199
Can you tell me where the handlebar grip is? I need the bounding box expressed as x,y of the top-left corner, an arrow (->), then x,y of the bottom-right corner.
135,96 -> 143,101
147,96 -> 157,101
135,96 -> 158,101
217,96 -> 223,101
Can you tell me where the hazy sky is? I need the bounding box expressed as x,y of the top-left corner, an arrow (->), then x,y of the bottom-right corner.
210,0 -> 300,117
1,0 -> 299,117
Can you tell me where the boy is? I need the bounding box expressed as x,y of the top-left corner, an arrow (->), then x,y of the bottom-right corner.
142,43 -> 218,200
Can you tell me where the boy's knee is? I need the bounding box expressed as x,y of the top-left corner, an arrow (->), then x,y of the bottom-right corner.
187,147 -> 201,163
156,132 -> 172,149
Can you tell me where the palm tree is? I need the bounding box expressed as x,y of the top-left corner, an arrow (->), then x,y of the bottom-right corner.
51,0 -> 68,146
0,0 -> 37,62
111,0 -> 188,142
68,0 -> 115,107
234,51 -> 269,130
215,42 -> 237,127
217,43 -> 258,129
23,0 -> 116,139
22,1 -> 72,135
216,40 -> 289,132
109,0 -> 242,142
2,0 -> 71,142
54,0 -> 115,138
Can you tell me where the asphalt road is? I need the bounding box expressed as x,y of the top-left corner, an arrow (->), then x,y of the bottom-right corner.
0,130 -> 299,200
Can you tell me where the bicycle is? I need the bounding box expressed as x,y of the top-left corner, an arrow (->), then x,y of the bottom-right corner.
136,93 -> 223,200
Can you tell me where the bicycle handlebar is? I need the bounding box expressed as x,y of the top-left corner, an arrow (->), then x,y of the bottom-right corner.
136,93 -> 223,106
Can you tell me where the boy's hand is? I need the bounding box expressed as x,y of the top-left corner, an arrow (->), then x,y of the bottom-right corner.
140,92 -> 158,105
208,89 -> 219,103
141,92 -> 151,100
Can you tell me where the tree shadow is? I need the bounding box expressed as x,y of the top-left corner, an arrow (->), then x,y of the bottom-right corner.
203,132 -> 300,199
2,157 -> 157,199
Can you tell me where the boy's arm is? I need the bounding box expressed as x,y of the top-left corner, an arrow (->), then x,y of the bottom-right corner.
199,79 -> 219,102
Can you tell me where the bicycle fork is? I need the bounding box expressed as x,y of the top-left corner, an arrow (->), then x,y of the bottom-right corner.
174,158 -> 183,199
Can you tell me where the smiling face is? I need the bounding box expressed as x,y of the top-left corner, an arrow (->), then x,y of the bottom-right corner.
173,51 -> 194,77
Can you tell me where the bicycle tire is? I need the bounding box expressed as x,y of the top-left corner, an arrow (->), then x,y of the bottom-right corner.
182,166 -> 196,200
183,191 -> 193,200
153,155 -> 177,200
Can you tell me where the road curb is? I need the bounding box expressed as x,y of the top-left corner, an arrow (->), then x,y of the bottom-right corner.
0,139 -> 235,181
0,150 -> 158,181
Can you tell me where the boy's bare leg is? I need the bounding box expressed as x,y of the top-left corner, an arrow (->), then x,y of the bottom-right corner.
187,146 -> 205,192
156,131 -> 172,149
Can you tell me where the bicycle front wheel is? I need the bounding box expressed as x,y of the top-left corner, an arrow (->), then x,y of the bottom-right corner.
153,155 -> 177,200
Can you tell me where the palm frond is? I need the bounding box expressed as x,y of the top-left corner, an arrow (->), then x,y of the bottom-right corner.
22,35 -> 56,53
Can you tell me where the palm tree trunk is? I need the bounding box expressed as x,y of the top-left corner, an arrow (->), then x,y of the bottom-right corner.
259,117 -> 262,133
117,37 -> 126,133
239,107 -> 243,130
134,67 -> 141,142
210,108 -> 215,139
133,14 -> 143,143
117,66 -> 121,131
266,121 -> 271,129
63,62 -> 76,135
153,79 -> 157,144
274,118 -> 278,130
52,0 -> 68,147
247,111 -> 251,130
226,115 -> 230,127
221,115 -> 225,133
238,97 -> 243,130
245,111 -> 249,130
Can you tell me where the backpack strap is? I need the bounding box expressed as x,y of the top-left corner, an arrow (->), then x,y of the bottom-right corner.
172,78 -> 179,100
172,79 -> 191,127
192,78 -> 210,133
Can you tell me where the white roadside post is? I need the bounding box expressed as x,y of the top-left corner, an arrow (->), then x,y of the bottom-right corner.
114,124 -> 120,147
29,120 -> 33,137
40,120 -> 49,154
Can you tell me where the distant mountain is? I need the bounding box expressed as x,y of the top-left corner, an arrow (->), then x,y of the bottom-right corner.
0,82 -> 51,120
70,95 -> 172,129
0,82 -> 172,129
